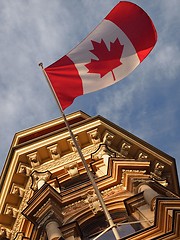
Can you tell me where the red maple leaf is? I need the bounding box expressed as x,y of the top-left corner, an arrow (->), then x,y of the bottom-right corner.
85,38 -> 124,80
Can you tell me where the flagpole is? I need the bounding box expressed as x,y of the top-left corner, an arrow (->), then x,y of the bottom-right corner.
39,63 -> 121,240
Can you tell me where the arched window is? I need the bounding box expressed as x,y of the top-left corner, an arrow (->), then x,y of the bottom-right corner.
80,210 -> 140,239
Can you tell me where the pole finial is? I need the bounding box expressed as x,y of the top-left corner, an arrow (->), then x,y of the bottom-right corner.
39,62 -> 44,69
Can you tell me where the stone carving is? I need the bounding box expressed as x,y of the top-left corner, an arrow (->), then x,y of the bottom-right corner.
137,152 -> 148,161
27,151 -> 40,168
30,170 -> 52,191
47,144 -> 60,160
65,163 -> 79,177
67,136 -> 80,152
11,184 -> 25,197
63,192 -> 102,216
154,162 -> 165,177
0,226 -> 11,238
17,164 -> 31,176
103,130 -> 115,146
60,185 -> 124,220
87,128 -> 100,144
120,141 -> 131,157
83,191 -> 101,214
150,162 -> 167,186
4,205 -> 18,218
151,167 -> 168,187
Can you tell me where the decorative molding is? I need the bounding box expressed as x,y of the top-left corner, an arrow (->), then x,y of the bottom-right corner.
83,190 -> 102,214
4,204 -> 18,218
64,191 -> 102,216
17,163 -> 31,176
27,151 -> 41,168
67,136 -> 80,152
10,184 -> 25,197
150,161 -> 168,187
36,144 -> 98,172
51,181 -> 61,193
102,130 -> 115,146
30,170 -> 52,191
21,186 -> 64,237
37,209 -> 55,228
87,128 -> 100,144
91,144 -> 115,161
154,162 -> 165,177
64,162 -> 79,177
120,141 -> 132,157
121,169 -> 147,187
156,179 -> 168,187
101,184 -> 124,197
137,151 -> 149,161
1,113 -> 179,240
62,200 -> 86,216
11,179 -> 33,239
47,144 -> 61,160
0,225 -> 11,239
62,184 -> 125,220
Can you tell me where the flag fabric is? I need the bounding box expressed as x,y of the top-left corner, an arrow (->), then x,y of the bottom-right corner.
45,1 -> 157,110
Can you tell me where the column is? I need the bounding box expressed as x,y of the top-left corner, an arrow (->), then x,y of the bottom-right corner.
138,184 -> 159,210
45,220 -> 64,240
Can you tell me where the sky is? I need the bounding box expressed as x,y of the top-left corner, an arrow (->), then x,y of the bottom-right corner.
0,0 -> 180,181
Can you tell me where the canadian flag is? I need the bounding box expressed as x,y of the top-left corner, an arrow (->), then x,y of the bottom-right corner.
45,1 -> 157,110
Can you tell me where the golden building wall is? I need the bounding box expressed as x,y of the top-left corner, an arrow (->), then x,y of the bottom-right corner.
0,111 -> 179,239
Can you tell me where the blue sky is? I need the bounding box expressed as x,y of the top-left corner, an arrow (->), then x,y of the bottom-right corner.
0,0 -> 180,180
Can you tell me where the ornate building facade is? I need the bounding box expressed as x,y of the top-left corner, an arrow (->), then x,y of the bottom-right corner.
0,111 -> 180,239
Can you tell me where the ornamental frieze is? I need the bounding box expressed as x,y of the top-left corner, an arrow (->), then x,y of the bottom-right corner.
62,199 -> 86,216
62,184 -> 125,218
36,144 -> 99,172
11,179 -> 33,239
101,184 -> 124,198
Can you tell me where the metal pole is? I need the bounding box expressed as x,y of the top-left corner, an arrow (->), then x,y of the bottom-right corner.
39,63 -> 121,240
